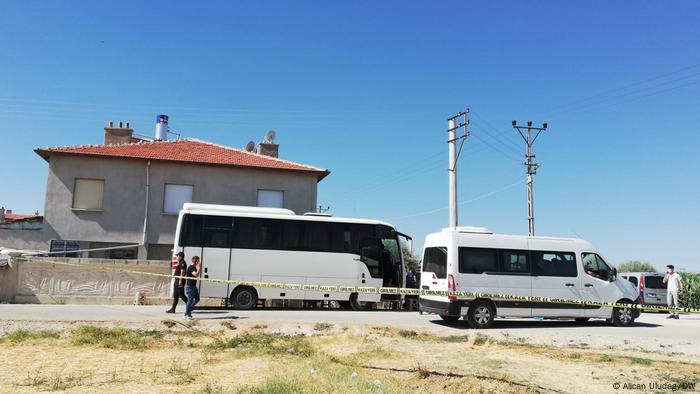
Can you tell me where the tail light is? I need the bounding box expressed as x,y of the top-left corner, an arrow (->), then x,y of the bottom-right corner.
448,274 -> 456,300
639,276 -> 645,304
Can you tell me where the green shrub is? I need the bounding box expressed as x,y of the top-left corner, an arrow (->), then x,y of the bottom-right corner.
70,325 -> 162,350
208,333 -> 313,357
5,329 -> 61,342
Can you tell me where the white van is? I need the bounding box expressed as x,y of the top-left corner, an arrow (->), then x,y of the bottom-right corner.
419,227 -> 640,328
620,272 -> 667,307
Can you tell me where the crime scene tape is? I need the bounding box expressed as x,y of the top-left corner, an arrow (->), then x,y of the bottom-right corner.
19,257 -> 700,314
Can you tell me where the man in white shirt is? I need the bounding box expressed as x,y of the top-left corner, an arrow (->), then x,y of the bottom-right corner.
663,264 -> 684,319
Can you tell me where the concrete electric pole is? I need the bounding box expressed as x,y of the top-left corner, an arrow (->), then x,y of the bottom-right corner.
448,109 -> 470,228
512,120 -> 548,236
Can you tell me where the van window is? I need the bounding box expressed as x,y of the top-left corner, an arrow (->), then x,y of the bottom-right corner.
458,248 -> 497,274
423,247 -> 447,279
531,251 -> 577,277
501,250 -> 529,273
644,276 -> 666,289
627,276 -> 638,286
582,253 -> 612,281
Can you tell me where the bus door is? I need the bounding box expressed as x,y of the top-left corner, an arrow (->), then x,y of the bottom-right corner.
198,216 -> 234,298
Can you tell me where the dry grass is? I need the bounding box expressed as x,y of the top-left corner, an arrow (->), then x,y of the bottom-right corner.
1,323 -> 698,394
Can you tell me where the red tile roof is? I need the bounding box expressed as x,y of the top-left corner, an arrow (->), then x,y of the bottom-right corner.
35,139 -> 330,181
3,213 -> 42,222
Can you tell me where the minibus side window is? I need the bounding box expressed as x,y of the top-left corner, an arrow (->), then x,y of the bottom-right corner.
458,247 -> 498,274
423,247 -> 447,279
531,251 -> 577,277
179,214 -> 203,247
202,215 -> 233,248
501,250 -> 529,273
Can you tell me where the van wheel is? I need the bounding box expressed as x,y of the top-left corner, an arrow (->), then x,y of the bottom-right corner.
466,300 -> 496,329
440,315 -> 460,322
230,286 -> 258,310
612,306 -> 635,327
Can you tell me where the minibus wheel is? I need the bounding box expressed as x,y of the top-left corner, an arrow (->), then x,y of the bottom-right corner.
349,293 -> 372,311
230,286 -> 258,310
466,300 -> 496,329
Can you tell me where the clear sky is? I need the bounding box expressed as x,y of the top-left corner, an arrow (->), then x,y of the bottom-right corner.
1,1 -> 698,271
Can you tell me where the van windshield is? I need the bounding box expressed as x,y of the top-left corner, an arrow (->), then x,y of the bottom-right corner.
423,247 -> 447,279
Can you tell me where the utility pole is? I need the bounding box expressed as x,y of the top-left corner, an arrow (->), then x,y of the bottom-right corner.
447,109 -> 470,228
512,120 -> 548,236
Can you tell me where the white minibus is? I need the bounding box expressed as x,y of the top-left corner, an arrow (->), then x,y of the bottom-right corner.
173,203 -> 411,310
419,227 -> 640,328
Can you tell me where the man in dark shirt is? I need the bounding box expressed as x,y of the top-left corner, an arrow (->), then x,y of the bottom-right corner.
184,256 -> 201,320
165,252 -> 188,314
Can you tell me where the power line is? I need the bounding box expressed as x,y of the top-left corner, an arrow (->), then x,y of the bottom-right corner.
390,179 -> 526,221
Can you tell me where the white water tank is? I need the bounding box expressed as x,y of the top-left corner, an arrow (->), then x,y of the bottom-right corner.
155,114 -> 169,141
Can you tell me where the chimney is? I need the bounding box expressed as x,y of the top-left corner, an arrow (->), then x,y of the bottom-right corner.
104,120 -> 134,145
257,142 -> 279,158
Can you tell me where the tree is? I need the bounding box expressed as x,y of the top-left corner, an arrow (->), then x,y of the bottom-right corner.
402,247 -> 419,270
617,260 -> 657,273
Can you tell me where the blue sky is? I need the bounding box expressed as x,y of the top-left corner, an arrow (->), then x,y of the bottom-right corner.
1,1 -> 699,271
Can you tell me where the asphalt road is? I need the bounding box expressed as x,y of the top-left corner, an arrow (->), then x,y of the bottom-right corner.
1,305 -> 698,356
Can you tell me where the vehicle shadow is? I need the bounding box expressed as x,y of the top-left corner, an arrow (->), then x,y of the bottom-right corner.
429,319 -> 662,329
191,315 -> 248,320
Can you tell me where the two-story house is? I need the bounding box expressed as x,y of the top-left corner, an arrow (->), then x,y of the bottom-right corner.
0,121 -> 329,260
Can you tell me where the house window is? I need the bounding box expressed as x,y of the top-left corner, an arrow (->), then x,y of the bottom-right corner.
257,190 -> 284,208
164,184 -> 193,214
73,179 -> 104,210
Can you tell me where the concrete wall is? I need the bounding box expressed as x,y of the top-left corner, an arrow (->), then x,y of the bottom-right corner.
3,257 -> 171,304
0,154 -> 320,257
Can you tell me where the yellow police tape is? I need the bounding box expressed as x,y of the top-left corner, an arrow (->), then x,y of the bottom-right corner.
21,257 -> 700,314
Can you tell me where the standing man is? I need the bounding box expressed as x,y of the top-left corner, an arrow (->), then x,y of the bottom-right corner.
166,252 -> 187,314
184,256 -> 201,320
663,264 -> 684,319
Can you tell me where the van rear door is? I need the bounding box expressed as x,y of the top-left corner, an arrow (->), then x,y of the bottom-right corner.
642,275 -> 667,306
420,247 -> 448,301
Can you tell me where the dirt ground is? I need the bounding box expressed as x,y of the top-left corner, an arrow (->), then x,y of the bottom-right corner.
1,319 -> 698,393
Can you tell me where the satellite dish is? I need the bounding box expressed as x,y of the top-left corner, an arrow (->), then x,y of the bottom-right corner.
245,141 -> 255,152
265,130 -> 276,143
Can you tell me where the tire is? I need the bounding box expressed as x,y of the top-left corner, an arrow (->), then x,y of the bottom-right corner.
611,306 -> 635,327
349,293 -> 370,311
574,318 -> 590,323
466,300 -> 496,329
440,315 -> 460,322
230,286 -> 258,310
